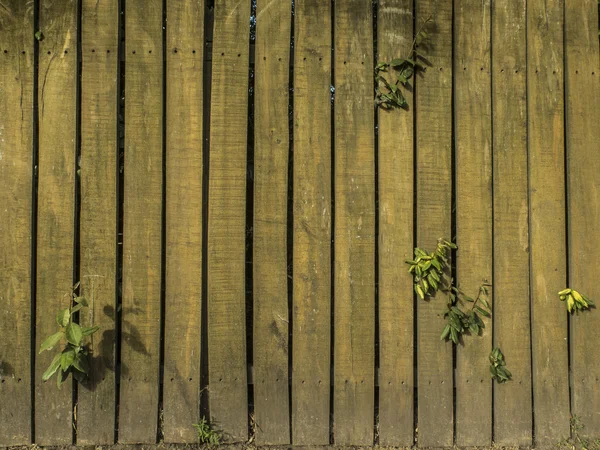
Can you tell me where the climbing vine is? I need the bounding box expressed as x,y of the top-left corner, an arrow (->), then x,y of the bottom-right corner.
375,15 -> 432,109
38,282 -> 100,387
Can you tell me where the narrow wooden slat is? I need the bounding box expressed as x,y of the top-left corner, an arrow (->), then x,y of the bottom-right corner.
77,0 -> 119,444
454,0 -> 493,445
253,0 -> 291,444
333,0 -> 375,445
414,0 -> 453,446
527,0 -> 570,445
0,1 -> 34,445
208,0 -> 250,442
491,0 -> 532,445
35,0 -> 78,444
163,0 -> 204,443
566,0 -> 600,438
291,0 -> 331,444
118,0 -> 163,443
376,0 -> 414,445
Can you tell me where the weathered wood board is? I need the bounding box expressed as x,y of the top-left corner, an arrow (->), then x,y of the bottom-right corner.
253,0 -> 291,444
333,0 -> 375,445
376,0 -> 414,446
0,0 -> 34,445
163,0 -> 204,443
118,0 -> 163,443
291,0 -> 332,445
77,0 -> 119,444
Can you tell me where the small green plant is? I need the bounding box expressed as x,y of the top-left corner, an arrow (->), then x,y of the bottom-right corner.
39,282 -> 99,387
558,415 -> 600,450
375,15 -> 432,109
489,347 -> 511,383
405,238 -> 492,344
193,417 -> 221,445
441,282 -> 491,344
405,238 -> 456,300
559,288 -> 594,313
35,30 -> 44,41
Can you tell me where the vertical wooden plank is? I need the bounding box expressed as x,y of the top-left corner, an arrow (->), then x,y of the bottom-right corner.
0,1 -> 34,445
253,0 -> 291,444
208,0 -> 250,442
527,0 -> 570,445
77,0 -> 118,444
492,0 -> 532,446
415,0 -> 453,446
163,0 -> 204,443
334,0 -> 375,445
566,0 -> 600,438
376,0 -> 414,446
119,0 -> 163,443
292,0 -> 331,445
35,0 -> 77,444
454,0 -> 492,446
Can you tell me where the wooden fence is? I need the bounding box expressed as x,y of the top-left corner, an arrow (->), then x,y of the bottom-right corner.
1,0 -> 599,447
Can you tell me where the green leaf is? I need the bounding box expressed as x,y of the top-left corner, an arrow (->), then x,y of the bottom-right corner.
72,368 -> 87,383
389,58 -> 406,67
42,353 -> 62,381
450,327 -> 458,344
74,296 -> 88,306
39,331 -> 63,353
56,309 -> 70,327
65,322 -> 83,346
71,304 -> 84,314
81,325 -> 100,336
72,352 -> 90,374
56,367 -> 64,388
35,30 -> 44,41
480,297 -> 490,309
61,348 -> 76,371
475,306 -> 491,317
440,324 -> 451,340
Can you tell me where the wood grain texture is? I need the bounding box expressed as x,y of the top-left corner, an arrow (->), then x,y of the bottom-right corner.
291,0 -> 332,444
454,0 -> 493,446
0,0 -> 34,445
253,0 -> 291,444
527,0 -> 570,444
492,0 -> 532,446
163,0 -> 204,443
565,0 -> 600,438
77,0 -> 119,444
208,0 -> 250,442
414,0 -> 453,446
376,0 -> 414,446
119,0 -> 163,443
35,0 -> 78,444
333,0 -> 375,445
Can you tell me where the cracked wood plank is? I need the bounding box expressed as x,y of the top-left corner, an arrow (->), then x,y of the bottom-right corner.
34,0 -> 78,444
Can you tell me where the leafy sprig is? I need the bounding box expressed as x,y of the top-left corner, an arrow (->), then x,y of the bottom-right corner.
39,282 -> 100,387
441,283 -> 491,344
559,288 -> 594,313
193,417 -> 222,445
405,238 -> 492,344
375,15 -> 432,109
405,238 -> 455,299
489,347 -> 511,383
